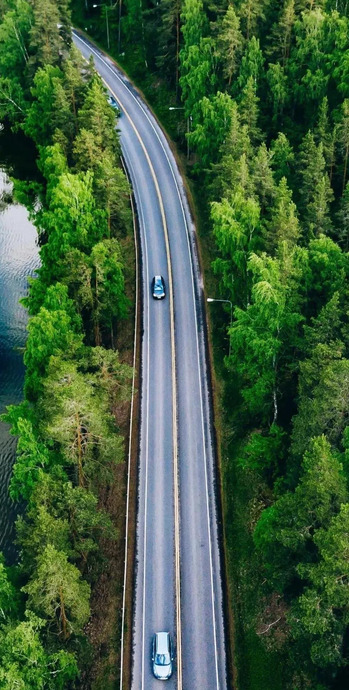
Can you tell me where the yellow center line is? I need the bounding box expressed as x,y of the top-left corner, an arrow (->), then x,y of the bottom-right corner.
102,80 -> 182,689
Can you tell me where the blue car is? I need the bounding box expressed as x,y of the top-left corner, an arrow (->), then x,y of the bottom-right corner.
107,94 -> 121,115
152,275 -> 166,300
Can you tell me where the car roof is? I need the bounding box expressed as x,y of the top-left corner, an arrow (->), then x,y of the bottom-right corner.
155,632 -> 170,653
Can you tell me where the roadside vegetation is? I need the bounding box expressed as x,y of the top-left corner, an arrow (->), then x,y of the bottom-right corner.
0,1 -> 133,688
72,0 -> 349,688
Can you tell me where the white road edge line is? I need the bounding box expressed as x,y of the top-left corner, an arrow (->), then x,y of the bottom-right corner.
121,148 -> 151,690
119,155 -> 138,690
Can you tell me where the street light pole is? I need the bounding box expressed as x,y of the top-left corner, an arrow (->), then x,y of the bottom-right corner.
206,297 -> 233,358
93,1 -> 118,50
118,0 -> 122,53
169,106 -> 191,160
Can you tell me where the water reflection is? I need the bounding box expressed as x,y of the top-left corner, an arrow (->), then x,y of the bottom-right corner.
0,162 -> 40,561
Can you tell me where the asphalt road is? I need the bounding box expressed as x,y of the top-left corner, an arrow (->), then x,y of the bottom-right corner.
73,32 -> 228,690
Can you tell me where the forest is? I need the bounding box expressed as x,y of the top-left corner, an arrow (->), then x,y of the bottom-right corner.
70,0 -> 349,687
0,1 -> 133,687
0,0 -> 349,688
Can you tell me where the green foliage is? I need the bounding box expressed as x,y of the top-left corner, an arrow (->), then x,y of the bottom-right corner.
0,2 -> 132,686
290,503 -> 349,668
24,544 -> 90,639
236,36 -> 264,92
189,91 -> 234,166
78,75 -> 120,155
0,613 -> 78,689
215,6 -> 243,85
237,424 -> 286,473
23,305 -> 83,399
254,436 -> 347,589
0,0 -> 32,80
0,554 -> 17,620
40,358 -> 124,486
28,0 -> 66,71
228,246 -> 304,423
23,65 -> 64,145
211,187 -> 262,306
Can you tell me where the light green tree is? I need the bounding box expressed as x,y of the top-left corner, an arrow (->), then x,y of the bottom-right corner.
41,359 -> 123,487
270,132 -> 294,183
0,613 -> 78,688
24,545 -> 90,639
24,305 -> 83,399
188,91 -> 234,166
236,36 -> 264,91
78,75 -> 120,155
251,142 -> 275,209
266,63 -> 287,125
90,238 -> 128,345
265,177 -> 300,251
228,245 -> 304,422
211,187 -> 262,307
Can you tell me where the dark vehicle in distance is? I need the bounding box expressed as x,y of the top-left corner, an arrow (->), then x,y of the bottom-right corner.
152,632 -> 174,680
152,275 -> 166,300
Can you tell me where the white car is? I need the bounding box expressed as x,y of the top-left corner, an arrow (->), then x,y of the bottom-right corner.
152,632 -> 173,680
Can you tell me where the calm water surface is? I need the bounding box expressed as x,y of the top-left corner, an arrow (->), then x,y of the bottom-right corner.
0,131 -> 40,559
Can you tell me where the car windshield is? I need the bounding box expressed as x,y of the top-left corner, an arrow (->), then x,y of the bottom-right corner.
155,653 -> 170,666
155,279 -> 162,288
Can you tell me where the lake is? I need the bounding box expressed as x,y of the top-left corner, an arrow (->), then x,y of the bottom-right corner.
0,127 -> 40,560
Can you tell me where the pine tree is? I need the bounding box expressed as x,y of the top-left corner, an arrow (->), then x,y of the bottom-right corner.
211,188 -> 262,307
336,180 -> 349,249
254,435 -> 347,589
155,0 -> 182,90
216,6 -> 243,85
236,35 -> 264,91
338,98 -> 349,192
266,177 -> 300,250
266,62 -> 287,126
251,142 -> 275,210
239,75 -> 262,144
315,97 -> 337,182
267,0 -> 296,66
270,132 -> 294,183
237,0 -> 270,39
28,0 -> 64,71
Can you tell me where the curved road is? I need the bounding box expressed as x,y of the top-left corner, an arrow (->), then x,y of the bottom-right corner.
73,32 -> 228,690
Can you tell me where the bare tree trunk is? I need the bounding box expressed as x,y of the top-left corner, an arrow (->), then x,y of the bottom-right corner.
343,143 -> 349,193
76,413 -> 84,488
176,0 -> 180,97
59,587 -> 69,640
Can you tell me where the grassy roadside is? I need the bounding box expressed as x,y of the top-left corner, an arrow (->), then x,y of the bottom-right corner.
70,19 -> 285,689
81,225 -> 139,690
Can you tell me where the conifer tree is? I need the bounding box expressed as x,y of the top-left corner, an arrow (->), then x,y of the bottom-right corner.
239,75 -> 262,144
28,0 -> 64,71
237,0 -> 270,40
266,177 -> 300,250
216,6 -> 243,85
